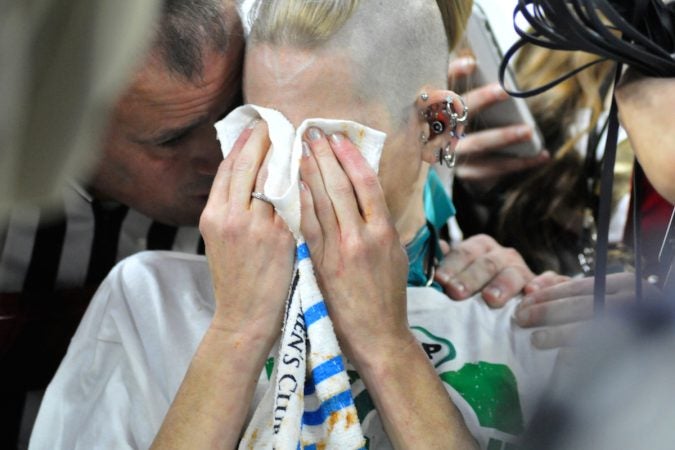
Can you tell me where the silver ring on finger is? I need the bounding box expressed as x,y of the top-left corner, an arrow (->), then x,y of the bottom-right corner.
251,191 -> 274,205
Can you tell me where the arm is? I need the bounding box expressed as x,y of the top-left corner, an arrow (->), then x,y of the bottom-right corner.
151,122 -> 295,449
299,128 -> 477,449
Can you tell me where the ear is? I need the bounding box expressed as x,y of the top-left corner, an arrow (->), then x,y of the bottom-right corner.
416,87 -> 467,165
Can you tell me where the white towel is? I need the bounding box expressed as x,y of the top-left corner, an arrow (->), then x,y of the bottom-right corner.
215,105 -> 386,450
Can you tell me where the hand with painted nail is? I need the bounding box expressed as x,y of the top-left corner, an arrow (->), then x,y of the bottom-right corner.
199,121 -> 295,346
447,57 -> 550,191
435,234 -> 535,306
298,127 -> 411,368
515,272 -> 662,349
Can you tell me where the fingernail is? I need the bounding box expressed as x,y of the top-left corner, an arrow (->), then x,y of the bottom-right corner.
302,141 -> 311,158
516,125 -> 531,138
330,132 -> 344,145
436,272 -> 450,284
459,56 -> 476,69
450,279 -> 466,296
531,330 -> 548,348
485,286 -> 502,301
307,127 -> 323,141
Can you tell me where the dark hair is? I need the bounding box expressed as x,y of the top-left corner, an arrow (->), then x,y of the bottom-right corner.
155,0 -> 232,80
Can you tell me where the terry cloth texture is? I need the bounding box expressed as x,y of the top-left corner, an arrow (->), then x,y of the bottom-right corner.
215,105 -> 386,450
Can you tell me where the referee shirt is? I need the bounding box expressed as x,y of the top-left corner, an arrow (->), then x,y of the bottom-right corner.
0,183 -> 203,293
0,183 -> 203,449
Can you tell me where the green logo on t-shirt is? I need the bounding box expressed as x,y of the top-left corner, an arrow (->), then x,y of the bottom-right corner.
440,362 -> 524,435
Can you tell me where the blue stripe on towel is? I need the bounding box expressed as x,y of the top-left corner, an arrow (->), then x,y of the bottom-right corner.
304,445 -> 317,450
297,243 -> 310,261
312,355 -> 344,385
304,301 -> 328,327
304,380 -> 316,396
302,389 -> 354,426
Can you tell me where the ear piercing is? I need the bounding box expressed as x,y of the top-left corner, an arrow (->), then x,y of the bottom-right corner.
420,92 -> 429,102
439,142 -> 456,168
421,95 -> 469,139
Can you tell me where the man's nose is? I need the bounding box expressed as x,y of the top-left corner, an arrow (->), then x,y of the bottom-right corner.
192,126 -> 223,176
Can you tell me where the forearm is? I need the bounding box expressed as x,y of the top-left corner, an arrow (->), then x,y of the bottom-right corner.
150,325 -> 271,449
356,334 -> 478,450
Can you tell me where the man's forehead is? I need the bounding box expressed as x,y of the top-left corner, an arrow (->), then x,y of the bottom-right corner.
114,42 -> 243,135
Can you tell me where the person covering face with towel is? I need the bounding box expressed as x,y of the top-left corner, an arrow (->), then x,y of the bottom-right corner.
31,1 -> 559,449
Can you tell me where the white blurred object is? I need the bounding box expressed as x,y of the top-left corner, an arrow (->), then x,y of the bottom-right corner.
473,0 -> 522,52
0,0 -> 161,214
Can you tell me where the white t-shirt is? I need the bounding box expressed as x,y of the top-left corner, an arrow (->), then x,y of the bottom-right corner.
30,251 -> 557,450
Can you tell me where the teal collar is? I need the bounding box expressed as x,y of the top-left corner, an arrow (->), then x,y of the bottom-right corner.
406,221 -> 444,291
407,169 -> 456,291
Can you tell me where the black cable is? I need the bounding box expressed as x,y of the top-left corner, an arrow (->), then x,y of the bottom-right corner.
499,0 -> 675,307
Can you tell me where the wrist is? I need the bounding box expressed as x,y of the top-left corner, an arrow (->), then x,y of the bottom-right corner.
203,321 -> 277,372
347,329 -> 422,376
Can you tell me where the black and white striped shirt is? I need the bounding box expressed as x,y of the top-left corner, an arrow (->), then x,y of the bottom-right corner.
0,183 -> 203,294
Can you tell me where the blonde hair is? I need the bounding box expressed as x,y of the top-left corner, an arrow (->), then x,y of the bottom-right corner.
248,0 -> 473,124
436,0 -> 473,52
250,0 -> 360,46
495,47 -> 616,273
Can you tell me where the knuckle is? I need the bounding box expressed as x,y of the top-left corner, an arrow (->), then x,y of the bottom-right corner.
359,171 -> 380,189
480,255 -> 500,275
343,233 -> 366,255
330,180 -> 355,198
314,197 -> 334,217
232,156 -> 254,174
472,234 -> 496,248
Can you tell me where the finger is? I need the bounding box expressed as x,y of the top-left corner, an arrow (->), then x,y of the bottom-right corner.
327,132 -> 389,223
463,83 -> 510,116
304,127 -> 361,230
229,121 -> 271,209
250,150 -> 273,216
449,248 -> 529,300
439,239 -> 450,255
299,140 -> 339,242
438,234 -> 497,276
516,295 -> 594,328
455,150 -> 550,182
520,277 -> 597,307
206,125 -> 256,207
531,322 -> 587,349
482,265 -> 535,308
435,235 -> 498,299
525,271 -> 571,295
447,56 -> 477,81
299,180 -> 323,259
456,125 -> 534,157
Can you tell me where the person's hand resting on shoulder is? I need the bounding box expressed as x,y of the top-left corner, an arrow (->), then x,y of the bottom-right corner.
516,272 -> 662,350
435,234 -> 537,307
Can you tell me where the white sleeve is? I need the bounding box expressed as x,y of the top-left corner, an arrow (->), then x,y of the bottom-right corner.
29,266 -> 165,450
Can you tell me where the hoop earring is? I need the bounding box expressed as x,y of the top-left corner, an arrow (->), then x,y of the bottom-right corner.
441,142 -> 456,168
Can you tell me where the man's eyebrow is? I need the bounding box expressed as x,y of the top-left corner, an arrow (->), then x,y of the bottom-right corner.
134,115 -> 210,145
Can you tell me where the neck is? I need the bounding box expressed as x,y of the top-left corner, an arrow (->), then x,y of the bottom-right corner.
393,165 -> 429,246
